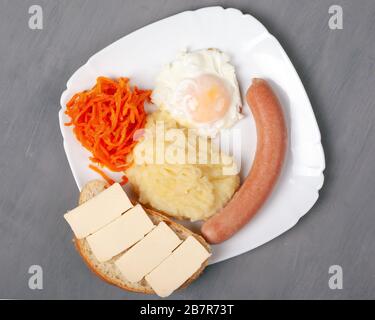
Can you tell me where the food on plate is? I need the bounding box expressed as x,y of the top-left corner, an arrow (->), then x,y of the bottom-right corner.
85,204 -> 154,262
65,77 -> 151,184
126,110 -> 240,221
152,48 -> 243,137
64,182 -> 133,239
115,221 -> 182,283
145,235 -> 210,297
66,180 -> 211,297
63,43 -> 289,292
201,78 -> 287,244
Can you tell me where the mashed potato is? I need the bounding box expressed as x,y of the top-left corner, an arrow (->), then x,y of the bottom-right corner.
126,111 -> 240,221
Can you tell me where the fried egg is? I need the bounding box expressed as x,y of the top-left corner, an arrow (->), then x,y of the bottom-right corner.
151,49 -> 243,137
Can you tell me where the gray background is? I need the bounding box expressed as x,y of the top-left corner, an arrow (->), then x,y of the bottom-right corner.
0,0 -> 374,299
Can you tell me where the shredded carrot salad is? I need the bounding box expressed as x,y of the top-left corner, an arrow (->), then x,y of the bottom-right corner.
65,77 -> 151,185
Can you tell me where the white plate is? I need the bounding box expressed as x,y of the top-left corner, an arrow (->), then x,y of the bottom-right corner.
59,6 -> 325,264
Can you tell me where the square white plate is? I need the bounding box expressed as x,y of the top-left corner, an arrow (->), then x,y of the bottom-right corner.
59,6 -> 325,264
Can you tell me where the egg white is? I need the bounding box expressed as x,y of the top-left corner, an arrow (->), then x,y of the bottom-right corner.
151,49 -> 243,137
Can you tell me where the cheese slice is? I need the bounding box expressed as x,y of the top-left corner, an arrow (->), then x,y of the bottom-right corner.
86,204 -> 154,262
145,236 -> 211,297
115,222 -> 182,283
64,183 -> 132,239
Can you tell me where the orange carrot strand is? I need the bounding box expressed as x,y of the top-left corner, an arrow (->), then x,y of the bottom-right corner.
65,77 -> 150,185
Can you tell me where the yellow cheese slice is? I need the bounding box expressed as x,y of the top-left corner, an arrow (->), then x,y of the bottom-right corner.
115,222 -> 182,283
86,204 -> 154,262
145,236 -> 211,297
64,183 -> 132,239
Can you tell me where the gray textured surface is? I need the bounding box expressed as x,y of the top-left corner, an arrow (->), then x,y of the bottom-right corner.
0,0 -> 374,299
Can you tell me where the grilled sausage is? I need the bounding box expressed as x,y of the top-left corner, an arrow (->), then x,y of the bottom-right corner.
201,78 -> 287,244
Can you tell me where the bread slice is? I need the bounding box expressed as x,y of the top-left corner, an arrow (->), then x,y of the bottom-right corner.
73,180 -> 211,295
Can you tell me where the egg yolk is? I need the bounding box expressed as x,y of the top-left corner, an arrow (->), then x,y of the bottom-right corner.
182,74 -> 231,123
